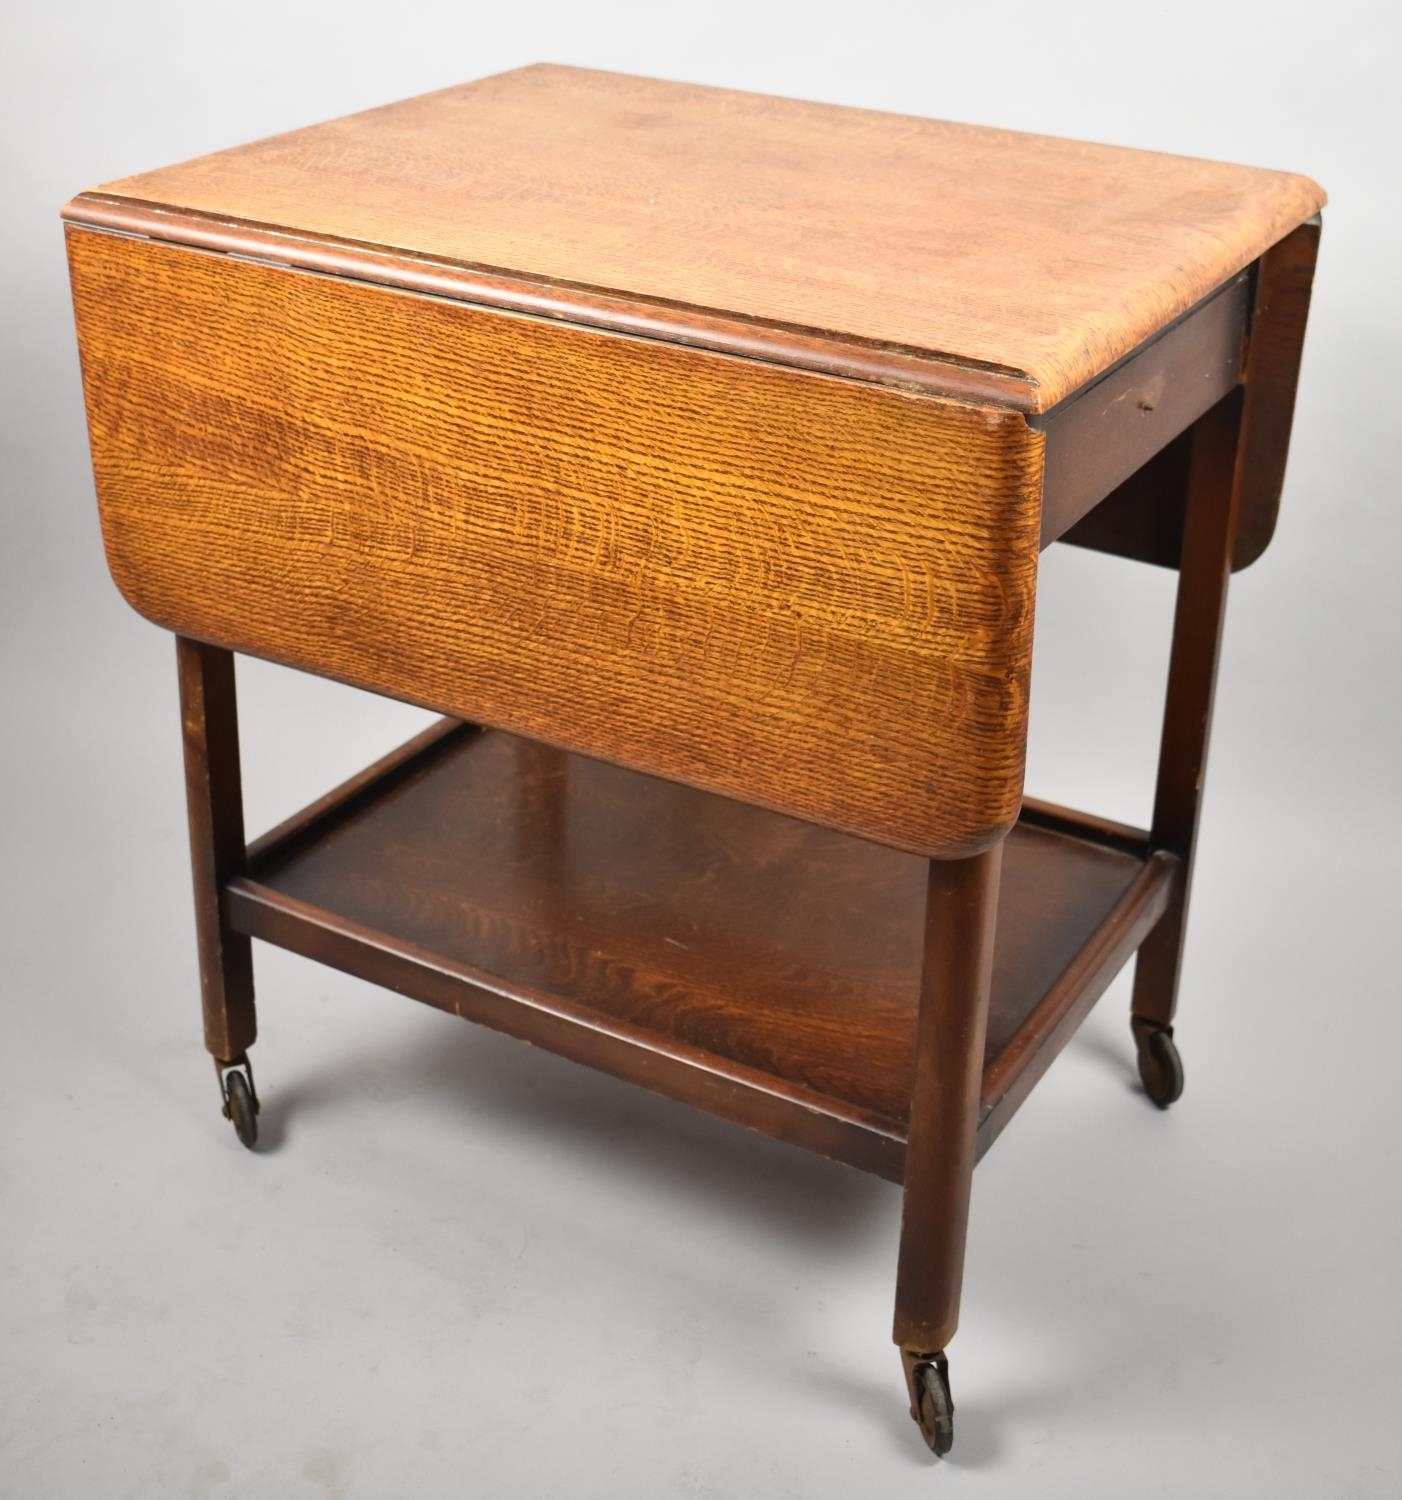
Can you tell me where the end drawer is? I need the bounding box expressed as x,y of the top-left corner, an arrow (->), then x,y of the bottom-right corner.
67,226 -> 1043,856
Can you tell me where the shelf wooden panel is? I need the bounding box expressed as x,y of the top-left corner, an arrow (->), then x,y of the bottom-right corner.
227,724 -> 1174,1180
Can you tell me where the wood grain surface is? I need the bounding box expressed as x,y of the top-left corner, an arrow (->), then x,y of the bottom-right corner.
66,63 -> 1325,412
1061,218 -> 1321,571
230,727 -> 1151,1168
69,226 -> 1043,856
1227,218 -> 1322,569
1037,275 -> 1248,545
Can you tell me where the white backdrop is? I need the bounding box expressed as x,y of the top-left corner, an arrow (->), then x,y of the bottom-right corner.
2,3 -> 1399,1496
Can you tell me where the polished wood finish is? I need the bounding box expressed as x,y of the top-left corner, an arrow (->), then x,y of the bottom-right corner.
1131,393 -> 1247,1033
176,637 -> 255,1060
1228,218 -> 1323,569
894,846 -> 1002,1356
979,851 -> 1176,1154
1036,275 -> 1248,546
68,225 -> 1042,857
1063,218 -> 1320,571
65,64 -> 1323,412
244,714 -> 477,868
1060,434 -> 1193,570
221,725 -> 1172,1182
1016,795 -> 1151,860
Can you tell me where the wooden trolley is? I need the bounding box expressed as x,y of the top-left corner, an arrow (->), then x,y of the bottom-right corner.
64,65 -> 1322,1456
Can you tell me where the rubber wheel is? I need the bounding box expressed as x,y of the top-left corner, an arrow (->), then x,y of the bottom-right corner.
915,1361 -> 954,1458
1137,1027 -> 1185,1109
225,1069 -> 259,1149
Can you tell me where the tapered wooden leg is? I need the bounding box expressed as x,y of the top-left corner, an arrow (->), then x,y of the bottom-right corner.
176,637 -> 256,1064
1131,392 -> 1247,1100
894,842 -> 1003,1455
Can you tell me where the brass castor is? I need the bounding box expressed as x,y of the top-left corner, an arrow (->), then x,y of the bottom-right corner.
1134,1023 -> 1184,1108
902,1350 -> 954,1457
217,1055 -> 260,1149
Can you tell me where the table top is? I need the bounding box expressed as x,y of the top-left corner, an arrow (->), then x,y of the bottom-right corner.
67,64 -> 1323,411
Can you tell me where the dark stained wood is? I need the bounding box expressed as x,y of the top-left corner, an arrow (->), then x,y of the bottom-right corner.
1059,432 -> 1193,568
893,845 -> 1003,1357
226,881 -> 908,1181
1017,795 -> 1151,860
64,64 -> 1324,412
68,225 -> 1043,859
244,715 -> 477,868
224,727 -> 1163,1180
1037,275 -> 1247,546
1231,218 -> 1323,568
1061,219 -> 1320,572
176,637 -> 256,1060
979,851 -> 1177,1155
1132,393 -> 1246,1031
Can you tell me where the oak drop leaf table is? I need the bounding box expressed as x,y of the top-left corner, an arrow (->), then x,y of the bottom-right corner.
64,65 -> 1323,1457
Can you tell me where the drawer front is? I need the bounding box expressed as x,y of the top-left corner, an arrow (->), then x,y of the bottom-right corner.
68,227 -> 1042,856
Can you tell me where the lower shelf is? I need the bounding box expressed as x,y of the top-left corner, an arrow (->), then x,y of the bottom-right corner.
226,720 -> 1177,1182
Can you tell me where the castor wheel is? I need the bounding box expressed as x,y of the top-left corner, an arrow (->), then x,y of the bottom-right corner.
903,1351 -> 954,1457
216,1056 -> 260,1149
1135,1023 -> 1184,1108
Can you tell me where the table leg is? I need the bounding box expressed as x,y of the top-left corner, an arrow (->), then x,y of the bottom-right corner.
176,636 -> 260,1144
1131,392 -> 1247,1104
893,841 -> 1003,1455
